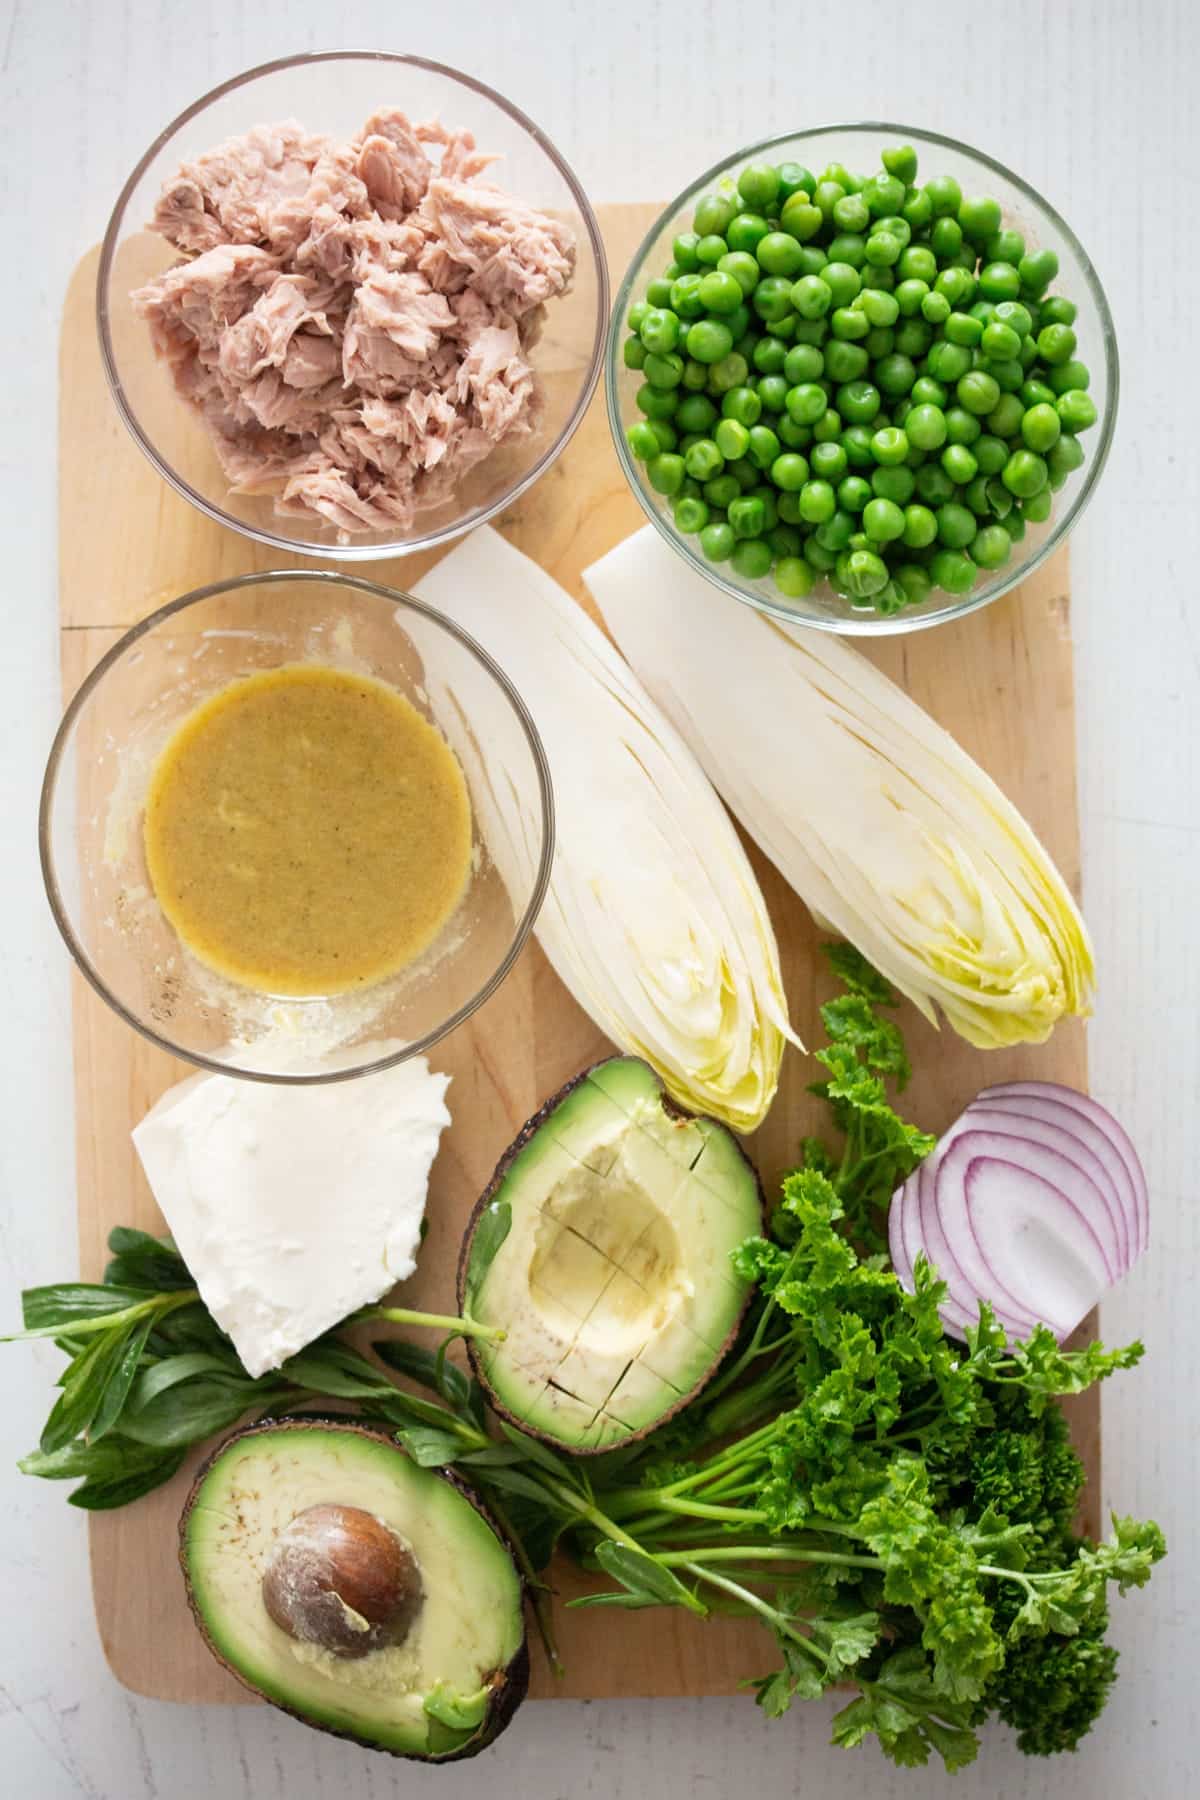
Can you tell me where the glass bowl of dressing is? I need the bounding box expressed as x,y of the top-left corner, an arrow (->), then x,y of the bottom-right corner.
40,571 -> 554,1081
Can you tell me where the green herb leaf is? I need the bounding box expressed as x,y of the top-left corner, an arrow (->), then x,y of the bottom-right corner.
396,1426 -> 465,1467
19,1284 -> 151,1333
462,1201 -> 511,1311
592,1542 -> 705,1612
118,1377 -> 255,1447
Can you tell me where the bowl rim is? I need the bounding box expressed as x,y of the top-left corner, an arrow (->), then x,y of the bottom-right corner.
39,568 -> 557,1083
605,119 -> 1119,636
96,48 -> 610,562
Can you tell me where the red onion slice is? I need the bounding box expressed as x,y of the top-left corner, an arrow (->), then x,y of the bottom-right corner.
960,1155 -> 1108,1337
967,1098 -> 1133,1268
983,1081 -> 1148,1253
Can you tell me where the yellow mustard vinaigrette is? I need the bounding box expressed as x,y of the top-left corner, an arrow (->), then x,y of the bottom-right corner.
143,665 -> 473,996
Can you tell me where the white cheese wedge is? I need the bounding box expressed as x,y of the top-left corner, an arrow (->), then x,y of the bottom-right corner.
132,1058 -> 451,1377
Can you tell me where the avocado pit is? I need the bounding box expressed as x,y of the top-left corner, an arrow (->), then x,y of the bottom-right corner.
262,1502 -> 423,1659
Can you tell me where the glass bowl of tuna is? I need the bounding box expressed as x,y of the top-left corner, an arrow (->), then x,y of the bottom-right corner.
39,570 -> 553,1081
97,52 -> 607,559
608,123 -> 1116,634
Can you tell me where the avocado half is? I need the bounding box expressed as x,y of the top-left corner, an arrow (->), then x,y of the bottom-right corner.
458,1057 -> 763,1452
180,1419 -> 528,1760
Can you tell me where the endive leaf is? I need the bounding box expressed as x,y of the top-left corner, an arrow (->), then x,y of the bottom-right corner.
413,529 -> 799,1131
585,528 -> 1094,1051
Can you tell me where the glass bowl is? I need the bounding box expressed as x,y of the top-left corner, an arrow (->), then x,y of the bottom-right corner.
40,572 -> 554,1082
97,50 -> 608,560
607,122 -> 1117,635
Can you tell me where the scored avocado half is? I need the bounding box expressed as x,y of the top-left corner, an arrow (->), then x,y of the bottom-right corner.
458,1057 -> 763,1452
180,1419 -> 528,1760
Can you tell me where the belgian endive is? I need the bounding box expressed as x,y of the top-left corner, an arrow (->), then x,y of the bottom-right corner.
584,528 -> 1094,1051
413,529 -> 797,1131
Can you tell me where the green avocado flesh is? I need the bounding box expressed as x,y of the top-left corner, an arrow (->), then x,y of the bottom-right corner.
182,1426 -> 524,1757
467,1058 -> 760,1448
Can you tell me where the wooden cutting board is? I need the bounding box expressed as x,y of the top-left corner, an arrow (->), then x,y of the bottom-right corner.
57,205 -> 1096,1705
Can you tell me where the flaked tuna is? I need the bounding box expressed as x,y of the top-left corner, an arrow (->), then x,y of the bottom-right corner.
133,107 -> 575,539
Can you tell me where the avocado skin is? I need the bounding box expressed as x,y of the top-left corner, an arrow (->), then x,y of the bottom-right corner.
457,1057 -> 765,1455
179,1417 -> 529,1761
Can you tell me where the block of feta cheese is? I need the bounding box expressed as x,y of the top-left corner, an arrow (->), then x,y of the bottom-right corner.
132,1056 -> 451,1377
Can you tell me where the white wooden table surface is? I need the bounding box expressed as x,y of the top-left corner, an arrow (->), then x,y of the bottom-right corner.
2,2 -> 1195,1795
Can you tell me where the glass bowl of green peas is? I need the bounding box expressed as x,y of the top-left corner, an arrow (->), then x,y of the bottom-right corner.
607,124 -> 1116,633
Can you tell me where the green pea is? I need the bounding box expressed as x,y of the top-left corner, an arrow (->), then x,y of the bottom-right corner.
672,232 -> 703,273
864,230 -> 902,267
777,416 -> 812,449
941,443 -> 979,485
646,452 -> 685,496
1022,486 -> 1054,523
865,172 -> 906,216
778,162 -> 816,199
899,502 -> 937,548
815,508 -> 855,551
695,235 -> 728,267
882,144 -> 918,183
986,393 -> 1025,439
895,278 -> 930,317
809,178 -> 843,219
747,425 -> 782,471
944,406 -> 982,445
903,187 -> 934,231
627,299 -> 651,333
1048,358 -> 1091,395
1018,334 -> 1040,370
724,212 -> 768,254
981,320 -> 1022,360
750,277 -> 793,324
673,494 -> 710,533
805,537 -> 838,571
774,555 -> 815,598
626,421 -> 660,461
682,358 -> 709,390
810,440 -> 848,481
929,548 -> 977,594
895,319 -> 933,360
735,161 -> 780,211
1005,510 -> 1027,543
693,191 -> 737,237
703,472 -> 740,509
813,407 -> 843,443
753,337 -> 788,376
934,265 -> 975,307
871,426 -> 909,467
767,451 -> 808,492
832,192 -> 871,234
921,289 -> 952,327
1020,402 -> 1061,453
930,215 -> 964,261
915,462 -> 956,505
957,370 -> 1001,416
979,261 -> 1022,302
874,352 -> 917,398
786,382 -> 829,425
645,277 -> 675,309
863,326 -> 896,359
874,214 -> 913,248
755,373 -> 789,413
780,196 -> 824,242
830,306 -> 870,342
903,403 -> 947,451
795,479 -> 835,524
750,484 -> 780,531
721,384 -> 762,427
684,437 -> 725,482
754,232 -> 803,279
708,351 -> 750,393
973,434 -> 1009,476
925,174 -> 963,216
841,423 -> 875,467
1002,449 -> 1049,497
927,340 -> 973,384
943,312 -> 983,349
982,228 -> 1024,268
859,496 -> 903,542
986,357 -> 1025,394
714,417 -> 751,462
640,307 -> 682,354
676,392 -> 718,433
992,299 -> 1033,340
816,262 -> 858,308
1047,434 -> 1085,483
892,564 -> 931,607
958,194 -> 1002,241
728,493 -> 766,539
935,501 -> 977,548
897,244 -> 938,285
839,548 -> 891,600
643,350 -> 685,389
784,343 -> 825,384
970,523 -> 1012,569
851,288 -> 898,330
791,274 -> 833,320
623,336 -> 647,371
1057,389 -> 1098,434
636,382 -> 679,421
983,476 -> 1013,518
695,271 -> 743,316
871,464 -> 916,504
711,254 -> 756,301
699,520 -> 735,562
669,274 -> 706,319
791,317 -> 828,346
1037,322 -> 1077,365
835,379 -> 879,425
837,473 -> 872,512
1037,295 -> 1077,329
731,537 -> 773,579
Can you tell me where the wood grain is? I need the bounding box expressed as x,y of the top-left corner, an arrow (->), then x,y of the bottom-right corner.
59,207 -> 1095,1708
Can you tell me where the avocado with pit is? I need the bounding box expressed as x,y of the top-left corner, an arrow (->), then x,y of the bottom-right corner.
180,1419 -> 528,1760
458,1057 -> 763,1451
